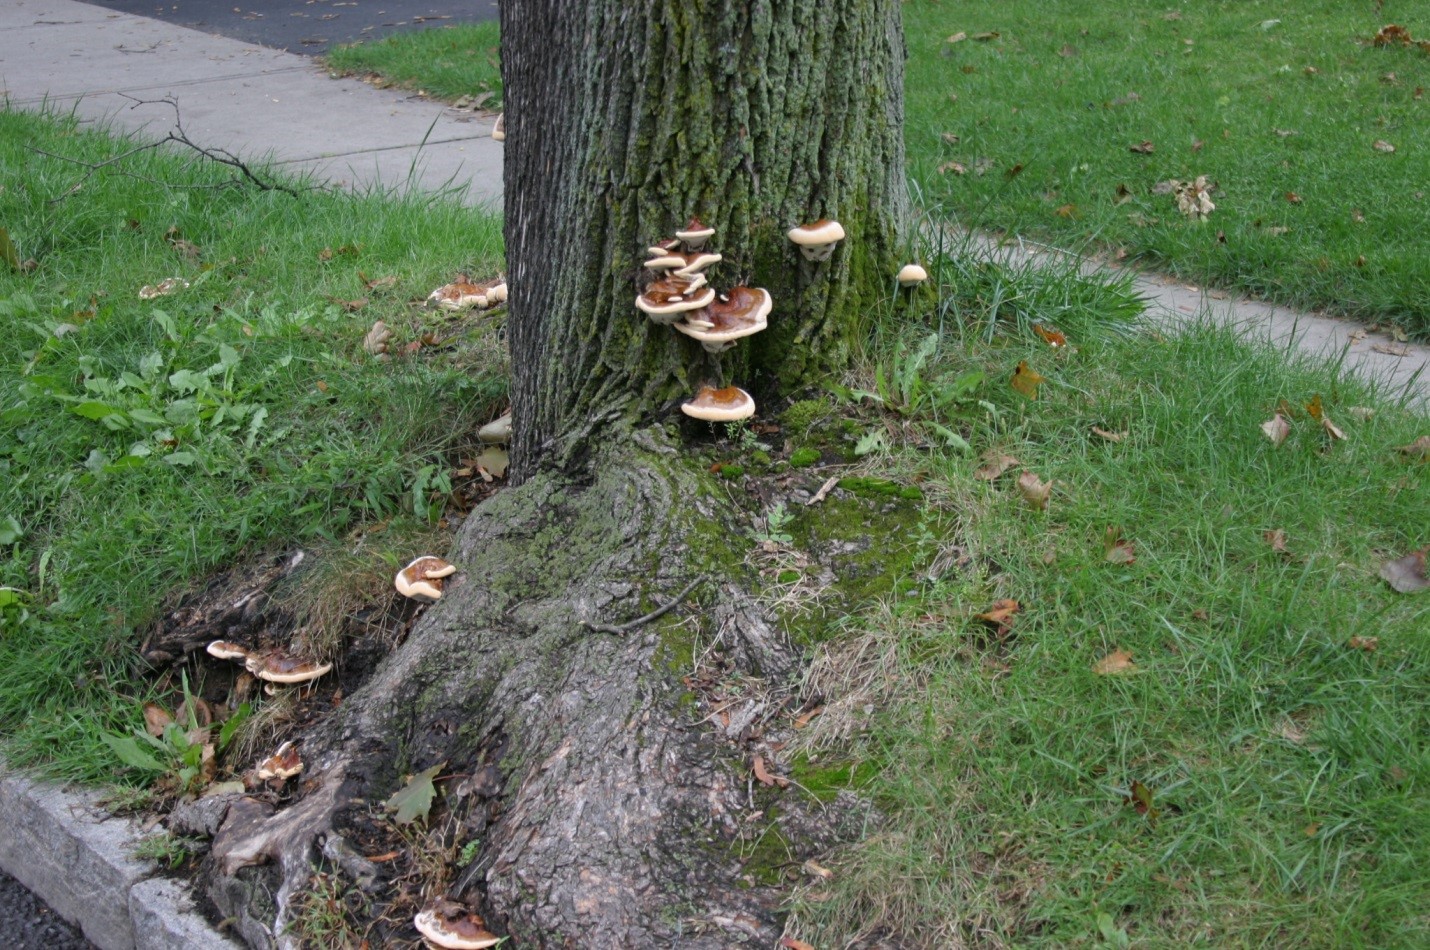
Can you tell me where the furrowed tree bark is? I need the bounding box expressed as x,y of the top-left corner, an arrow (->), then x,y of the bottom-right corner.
505,0 -> 908,479
206,2 -> 907,946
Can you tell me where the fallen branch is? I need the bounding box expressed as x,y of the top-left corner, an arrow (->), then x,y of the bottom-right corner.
31,94 -> 309,200
580,576 -> 705,634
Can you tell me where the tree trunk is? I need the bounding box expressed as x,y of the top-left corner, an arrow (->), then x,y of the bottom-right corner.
504,0 -> 907,479
205,2 -> 907,946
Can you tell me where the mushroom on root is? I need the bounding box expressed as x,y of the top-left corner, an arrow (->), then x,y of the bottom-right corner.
787,218 -> 846,262
414,900 -> 502,949
635,275 -> 715,326
673,286 -> 772,353
244,651 -> 333,685
254,741 -> 303,781
206,640 -> 251,661
395,555 -> 458,603
897,263 -> 929,288
681,384 -> 756,422
674,216 -> 716,252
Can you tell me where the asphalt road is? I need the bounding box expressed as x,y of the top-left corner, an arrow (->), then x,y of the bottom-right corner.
0,869 -> 94,949
80,0 -> 499,55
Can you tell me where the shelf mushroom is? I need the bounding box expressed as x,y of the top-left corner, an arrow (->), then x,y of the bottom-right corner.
644,249 -> 723,277
787,219 -> 845,262
681,384 -> 756,422
674,216 -> 716,251
673,286 -> 772,353
245,651 -> 333,686
477,412 -> 512,444
636,275 -> 715,326
491,113 -> 505,142
414,901 -> 503,950
897,263 -> 928,288
395,556 -> 458,603
254,741 -> 303,781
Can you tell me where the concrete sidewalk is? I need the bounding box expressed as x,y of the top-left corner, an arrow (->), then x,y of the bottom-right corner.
0,0 -> 502,207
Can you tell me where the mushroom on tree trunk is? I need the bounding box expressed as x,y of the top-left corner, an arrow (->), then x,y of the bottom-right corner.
205,1 -> 908,946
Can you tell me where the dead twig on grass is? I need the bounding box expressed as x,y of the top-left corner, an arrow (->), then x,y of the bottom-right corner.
30,94 -> 311,201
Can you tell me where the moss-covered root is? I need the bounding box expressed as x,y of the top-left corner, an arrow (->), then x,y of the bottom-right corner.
205,433 -> 838,947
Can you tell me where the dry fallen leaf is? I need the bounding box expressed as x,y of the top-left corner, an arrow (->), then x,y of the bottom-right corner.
792,706 -> 824,729
1173,176 -> 1216,220
1372,139 -> 1396,153
941,132 -> 961,145
137,277 -> 189,300
975,452 -> 1020,481
752,754 -> 789,788
1261,414 -> 1292,446
802,860 -> 833,880
1264,529 -> 1289,553
1347,635 -> 1379,652
1033,324 -> 1067,347
143,702 -> 173,738
1104,527 -> 1136,565
1394,435 -> 1430,459
1379,549 -> 1429,594
474,446 -> 509,480
1011,360 -> 1046,399
975,598 -> 1020,636
1127,780 -> 1160,825
363,320 -> 393,360
1017,470 -> 1052,511
946,31 -> 967,44
1091,426 -> 1126,443
1094,649 -> 1136,675
1129,140 -> 1155,154
938,160 -> 968,176
1371,343 -> 1410,357
779,938 -> 817,950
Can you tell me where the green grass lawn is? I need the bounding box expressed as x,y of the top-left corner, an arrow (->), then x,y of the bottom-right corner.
0,108 -> 506,777
783,256 -> 1430,943
334,5 -> 1430,336
324,20 -> 502,108
904,0 -> 1430,335
2,94 -> 1426,946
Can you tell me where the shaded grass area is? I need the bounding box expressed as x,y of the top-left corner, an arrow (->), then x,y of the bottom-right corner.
0,107 -> 506,778
785,246 -> 1430,945
903,0 -> 1430,335
324,21 -> 502,108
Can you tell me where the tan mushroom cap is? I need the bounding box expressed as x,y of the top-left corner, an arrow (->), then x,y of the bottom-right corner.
643,250 -> 723,277
413,901 -> 503,950
477,412 -> 512,444
681,385 -> 756,422
674,216 -> 716,250
395,556 -> 458,603
636,276 -> 716,324
674,286 -> 772,353
787,219 -> 846,261
207,640 -> 251,661
897,263 -> 929,287
491,113 -> 505,143
245,651 -> 333,684
255,741 -> 303,781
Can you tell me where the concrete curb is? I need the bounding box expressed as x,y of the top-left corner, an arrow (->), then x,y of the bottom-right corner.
0,769 -> 241,950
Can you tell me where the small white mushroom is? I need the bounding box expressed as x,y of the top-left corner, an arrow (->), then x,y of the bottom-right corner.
897,263 -> 928,288
787,219 -> 845,262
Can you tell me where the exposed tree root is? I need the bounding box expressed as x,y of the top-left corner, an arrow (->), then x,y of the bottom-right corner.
202,433 -> 863,947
